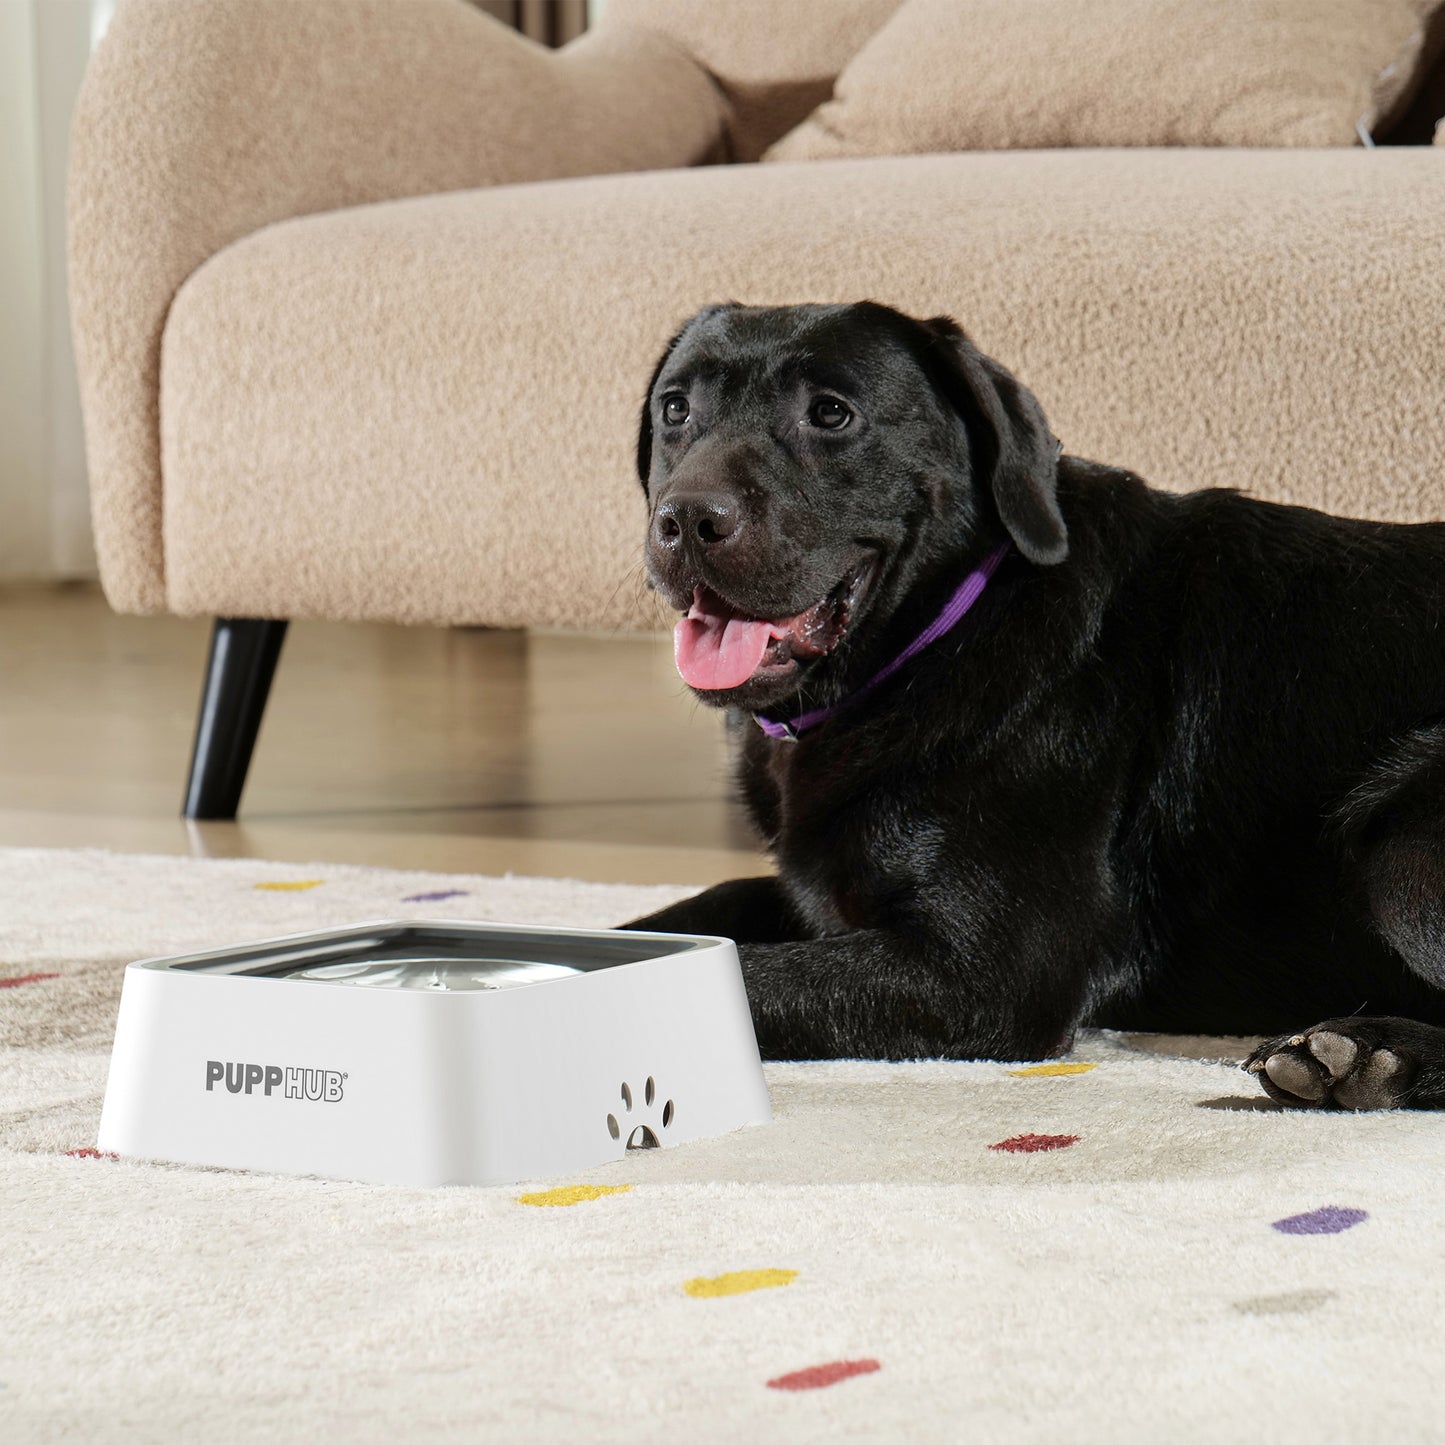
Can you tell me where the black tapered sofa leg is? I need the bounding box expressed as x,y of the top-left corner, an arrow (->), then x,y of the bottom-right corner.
183,618 -> 289,820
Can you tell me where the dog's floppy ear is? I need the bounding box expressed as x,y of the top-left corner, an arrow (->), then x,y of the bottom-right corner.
919,315 -> 1067,566
637,304 -> 737,490
636,327 -> 686,490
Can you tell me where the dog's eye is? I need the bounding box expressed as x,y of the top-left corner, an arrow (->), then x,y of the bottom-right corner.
808,397 -> 852,430
661,394 -> 689,426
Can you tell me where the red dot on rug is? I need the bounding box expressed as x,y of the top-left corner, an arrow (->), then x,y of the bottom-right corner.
65,1148 -> 118,1160
0,972 -> 60,989
988,1132 -> 1080,1153
767,1359 -> 880,1392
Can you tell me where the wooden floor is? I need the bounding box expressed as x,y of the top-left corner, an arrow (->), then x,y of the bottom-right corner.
0,583 -> 766,886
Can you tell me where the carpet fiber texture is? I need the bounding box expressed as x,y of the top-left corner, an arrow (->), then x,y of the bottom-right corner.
4,847 -> 1444,1442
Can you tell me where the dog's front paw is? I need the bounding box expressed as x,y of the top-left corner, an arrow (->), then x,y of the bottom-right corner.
1243,1018 -> 1419,1110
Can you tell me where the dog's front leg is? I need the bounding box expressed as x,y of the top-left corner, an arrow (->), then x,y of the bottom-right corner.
737,930 -> 1080,1063
623,876 -> 807,946
627,885 -> 1085,1061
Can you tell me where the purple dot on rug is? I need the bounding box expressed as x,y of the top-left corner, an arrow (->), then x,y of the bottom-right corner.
402,890 -> 469,903
1271,1206 -> 1368,1235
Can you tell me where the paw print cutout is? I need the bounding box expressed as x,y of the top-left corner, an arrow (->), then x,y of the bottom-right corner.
607,1075 -> 674,1150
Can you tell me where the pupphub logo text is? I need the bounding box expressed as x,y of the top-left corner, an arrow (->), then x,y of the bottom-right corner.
205,1061 -> 346,1102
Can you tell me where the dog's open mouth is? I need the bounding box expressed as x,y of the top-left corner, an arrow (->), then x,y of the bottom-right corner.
673,559 -> 874,691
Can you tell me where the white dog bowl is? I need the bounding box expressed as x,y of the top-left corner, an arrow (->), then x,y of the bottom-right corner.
98,920 -> 771,1186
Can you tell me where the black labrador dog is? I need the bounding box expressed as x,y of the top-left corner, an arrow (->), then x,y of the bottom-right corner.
624,300 -> 1445,1111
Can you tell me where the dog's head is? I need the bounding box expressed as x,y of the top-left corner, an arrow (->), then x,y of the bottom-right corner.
638,301 -> 1065,712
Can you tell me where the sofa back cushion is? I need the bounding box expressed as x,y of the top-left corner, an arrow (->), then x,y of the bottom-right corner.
765,0 -> 1444,160
600,0 -> 903,160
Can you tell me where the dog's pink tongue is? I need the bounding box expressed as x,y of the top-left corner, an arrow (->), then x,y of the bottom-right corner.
674,593 -> 774,690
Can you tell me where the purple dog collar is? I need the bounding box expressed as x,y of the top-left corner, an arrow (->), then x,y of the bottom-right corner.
753,542 -> 1011,742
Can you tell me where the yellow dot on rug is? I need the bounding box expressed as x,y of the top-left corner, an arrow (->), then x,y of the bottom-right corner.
253,880 -> 325,892
516,1184 -> 633,1208
683,1268 -> 798,1298
1007,1062 -> 1098,1077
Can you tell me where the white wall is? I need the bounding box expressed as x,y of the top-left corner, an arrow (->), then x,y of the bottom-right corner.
0,0 -> 98,581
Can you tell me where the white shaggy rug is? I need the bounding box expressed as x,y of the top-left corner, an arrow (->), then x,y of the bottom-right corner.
4,847 -> 1445,1443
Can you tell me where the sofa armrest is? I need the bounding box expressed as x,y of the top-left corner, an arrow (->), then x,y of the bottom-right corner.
69,0 -> 725,613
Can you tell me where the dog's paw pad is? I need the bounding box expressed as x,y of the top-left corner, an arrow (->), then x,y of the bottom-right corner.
1244,1022 -> 1416,1111
1264,1051 -> 1325,1102
1330,1048 -> 1407,1111
1306,1030 -> 1358,1077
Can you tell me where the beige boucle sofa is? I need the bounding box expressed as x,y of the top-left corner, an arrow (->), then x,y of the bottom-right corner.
69,0 -> 1445,816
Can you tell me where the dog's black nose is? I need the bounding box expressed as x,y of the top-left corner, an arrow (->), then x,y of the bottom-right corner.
653,491 -> 743,549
